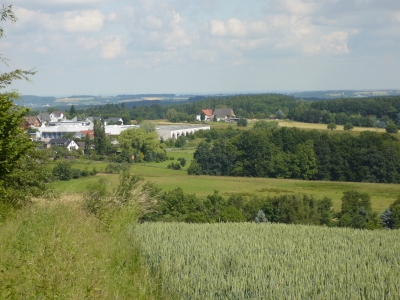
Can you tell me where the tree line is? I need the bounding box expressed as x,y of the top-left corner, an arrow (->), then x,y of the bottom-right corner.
142,185 -> 400,230
187,122 -> 400,183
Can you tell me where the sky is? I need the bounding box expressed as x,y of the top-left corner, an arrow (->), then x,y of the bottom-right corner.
1,0 -> 400,96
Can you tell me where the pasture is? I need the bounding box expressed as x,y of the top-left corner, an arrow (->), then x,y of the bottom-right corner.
50,155 -> 400,213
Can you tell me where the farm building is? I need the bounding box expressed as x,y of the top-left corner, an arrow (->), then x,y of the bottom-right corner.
156,125 -> 210,140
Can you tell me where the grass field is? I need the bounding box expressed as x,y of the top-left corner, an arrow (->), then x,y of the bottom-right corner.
50,156 -> 400,213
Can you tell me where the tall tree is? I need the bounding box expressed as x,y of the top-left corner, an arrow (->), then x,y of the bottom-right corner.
93,119 -> 106,155
0,5 -> 47,210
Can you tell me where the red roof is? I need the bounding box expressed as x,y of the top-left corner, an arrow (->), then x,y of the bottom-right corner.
202,109 -> 213,116
78,130 -> 94,139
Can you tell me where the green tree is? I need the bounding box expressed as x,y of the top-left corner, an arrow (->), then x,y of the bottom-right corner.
327,122 -> 337,130
118,128 -> 166,162
177,157 -> 186,168
0,5 -> 48,211
140,121 -> 156,133
69,105 -> 76,118
339,191 -> 380,229
93,119 -> 106,155
386,122 -> 398,134
237,117 -> 248,127
52,161 -> 73,181
276,109 -> 284,119
388,196 -> 400,229
253,120 -> 278,130
343,123 -> 354,131
200,111 -> 205,121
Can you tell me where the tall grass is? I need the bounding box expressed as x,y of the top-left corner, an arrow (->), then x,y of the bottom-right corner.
0,196 -> 163,299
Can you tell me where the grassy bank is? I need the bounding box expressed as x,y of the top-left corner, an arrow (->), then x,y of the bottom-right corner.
0,197 -> 163,299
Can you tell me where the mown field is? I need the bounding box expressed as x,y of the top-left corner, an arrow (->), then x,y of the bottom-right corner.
136,222 -> 400,299
50,152 -> 400,213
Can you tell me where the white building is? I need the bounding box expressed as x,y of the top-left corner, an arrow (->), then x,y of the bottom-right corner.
156,125 -> 210,140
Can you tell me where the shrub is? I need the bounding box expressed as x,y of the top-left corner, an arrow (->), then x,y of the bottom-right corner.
52,161 -> 72,181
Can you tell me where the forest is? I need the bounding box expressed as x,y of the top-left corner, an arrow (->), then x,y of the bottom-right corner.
188,123 -> 400,183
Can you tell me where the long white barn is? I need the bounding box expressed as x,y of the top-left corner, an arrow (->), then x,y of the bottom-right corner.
156,125 -> 210,140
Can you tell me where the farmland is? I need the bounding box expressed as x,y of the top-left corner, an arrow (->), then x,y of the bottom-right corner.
50,153 -> 400,213
136,222 -> 400,299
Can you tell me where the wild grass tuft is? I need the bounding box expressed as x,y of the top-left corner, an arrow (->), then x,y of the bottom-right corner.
0,195 -> 163,299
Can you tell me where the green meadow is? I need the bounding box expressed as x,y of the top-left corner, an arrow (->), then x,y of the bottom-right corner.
50,149 -> 400,213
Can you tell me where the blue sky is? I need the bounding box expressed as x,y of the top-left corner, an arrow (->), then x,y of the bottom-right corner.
1,0 -> 400,96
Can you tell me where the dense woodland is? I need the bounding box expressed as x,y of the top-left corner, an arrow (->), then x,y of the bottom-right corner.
189,124 -> 400,183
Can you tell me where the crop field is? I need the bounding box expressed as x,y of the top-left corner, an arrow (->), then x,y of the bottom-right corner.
136,223 -> 400,299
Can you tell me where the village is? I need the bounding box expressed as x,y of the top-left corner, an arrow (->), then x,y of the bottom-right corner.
20,108 -> 239,153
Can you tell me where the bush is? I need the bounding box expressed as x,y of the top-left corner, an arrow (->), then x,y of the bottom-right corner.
386,123 -> 398,134
71,168 -> 81,179
52,161 -> 72,181
105,163 -> 131,174
167,162 -> 182,170
177,157 -> 186,168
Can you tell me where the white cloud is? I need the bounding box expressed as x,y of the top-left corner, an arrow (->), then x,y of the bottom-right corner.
210,19 -> 268,38
63,10 -> 104,33
101,36 -> 124,59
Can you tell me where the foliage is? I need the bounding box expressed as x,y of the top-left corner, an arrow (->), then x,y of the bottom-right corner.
0,7 -> 48,211
93,120 -> 107,155
338,191 -> 381,229
105,162 -> 131,174
190,126 -> 400,183
167,162 -> 182,170
0,92 -> 33,177
343,122 -> 354,130
177,157 -> 186,167
253,120 -> 278,130
327,122 -> 337,130
275,109 -> 284,119
136,222 -> 400,299
386,122 -> 398,134
0,149 -> 51,209
83,172 -> 157,226
255,210 -> 267,223
237,117 -> 247,127
52,161 -> 73,181
140,121 -> 156,133
387,196 -> 400,229
118,128 -> 166,162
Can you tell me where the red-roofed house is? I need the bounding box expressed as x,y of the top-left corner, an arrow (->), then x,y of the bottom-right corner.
74,129 -> 94,139
21,116 -> 40,129
196,109 -> 213,121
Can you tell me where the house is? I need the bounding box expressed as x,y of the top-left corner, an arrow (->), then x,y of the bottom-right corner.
22,116 -> 40,129
37,113 -> 51,125
213,108 -> 235,121
196,109 -> 213,121
74,129 -> 94,139
47,139 -> 79,151
50,111 -> 65,122
87,116 -> 102,125
104,117 -> 123,125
